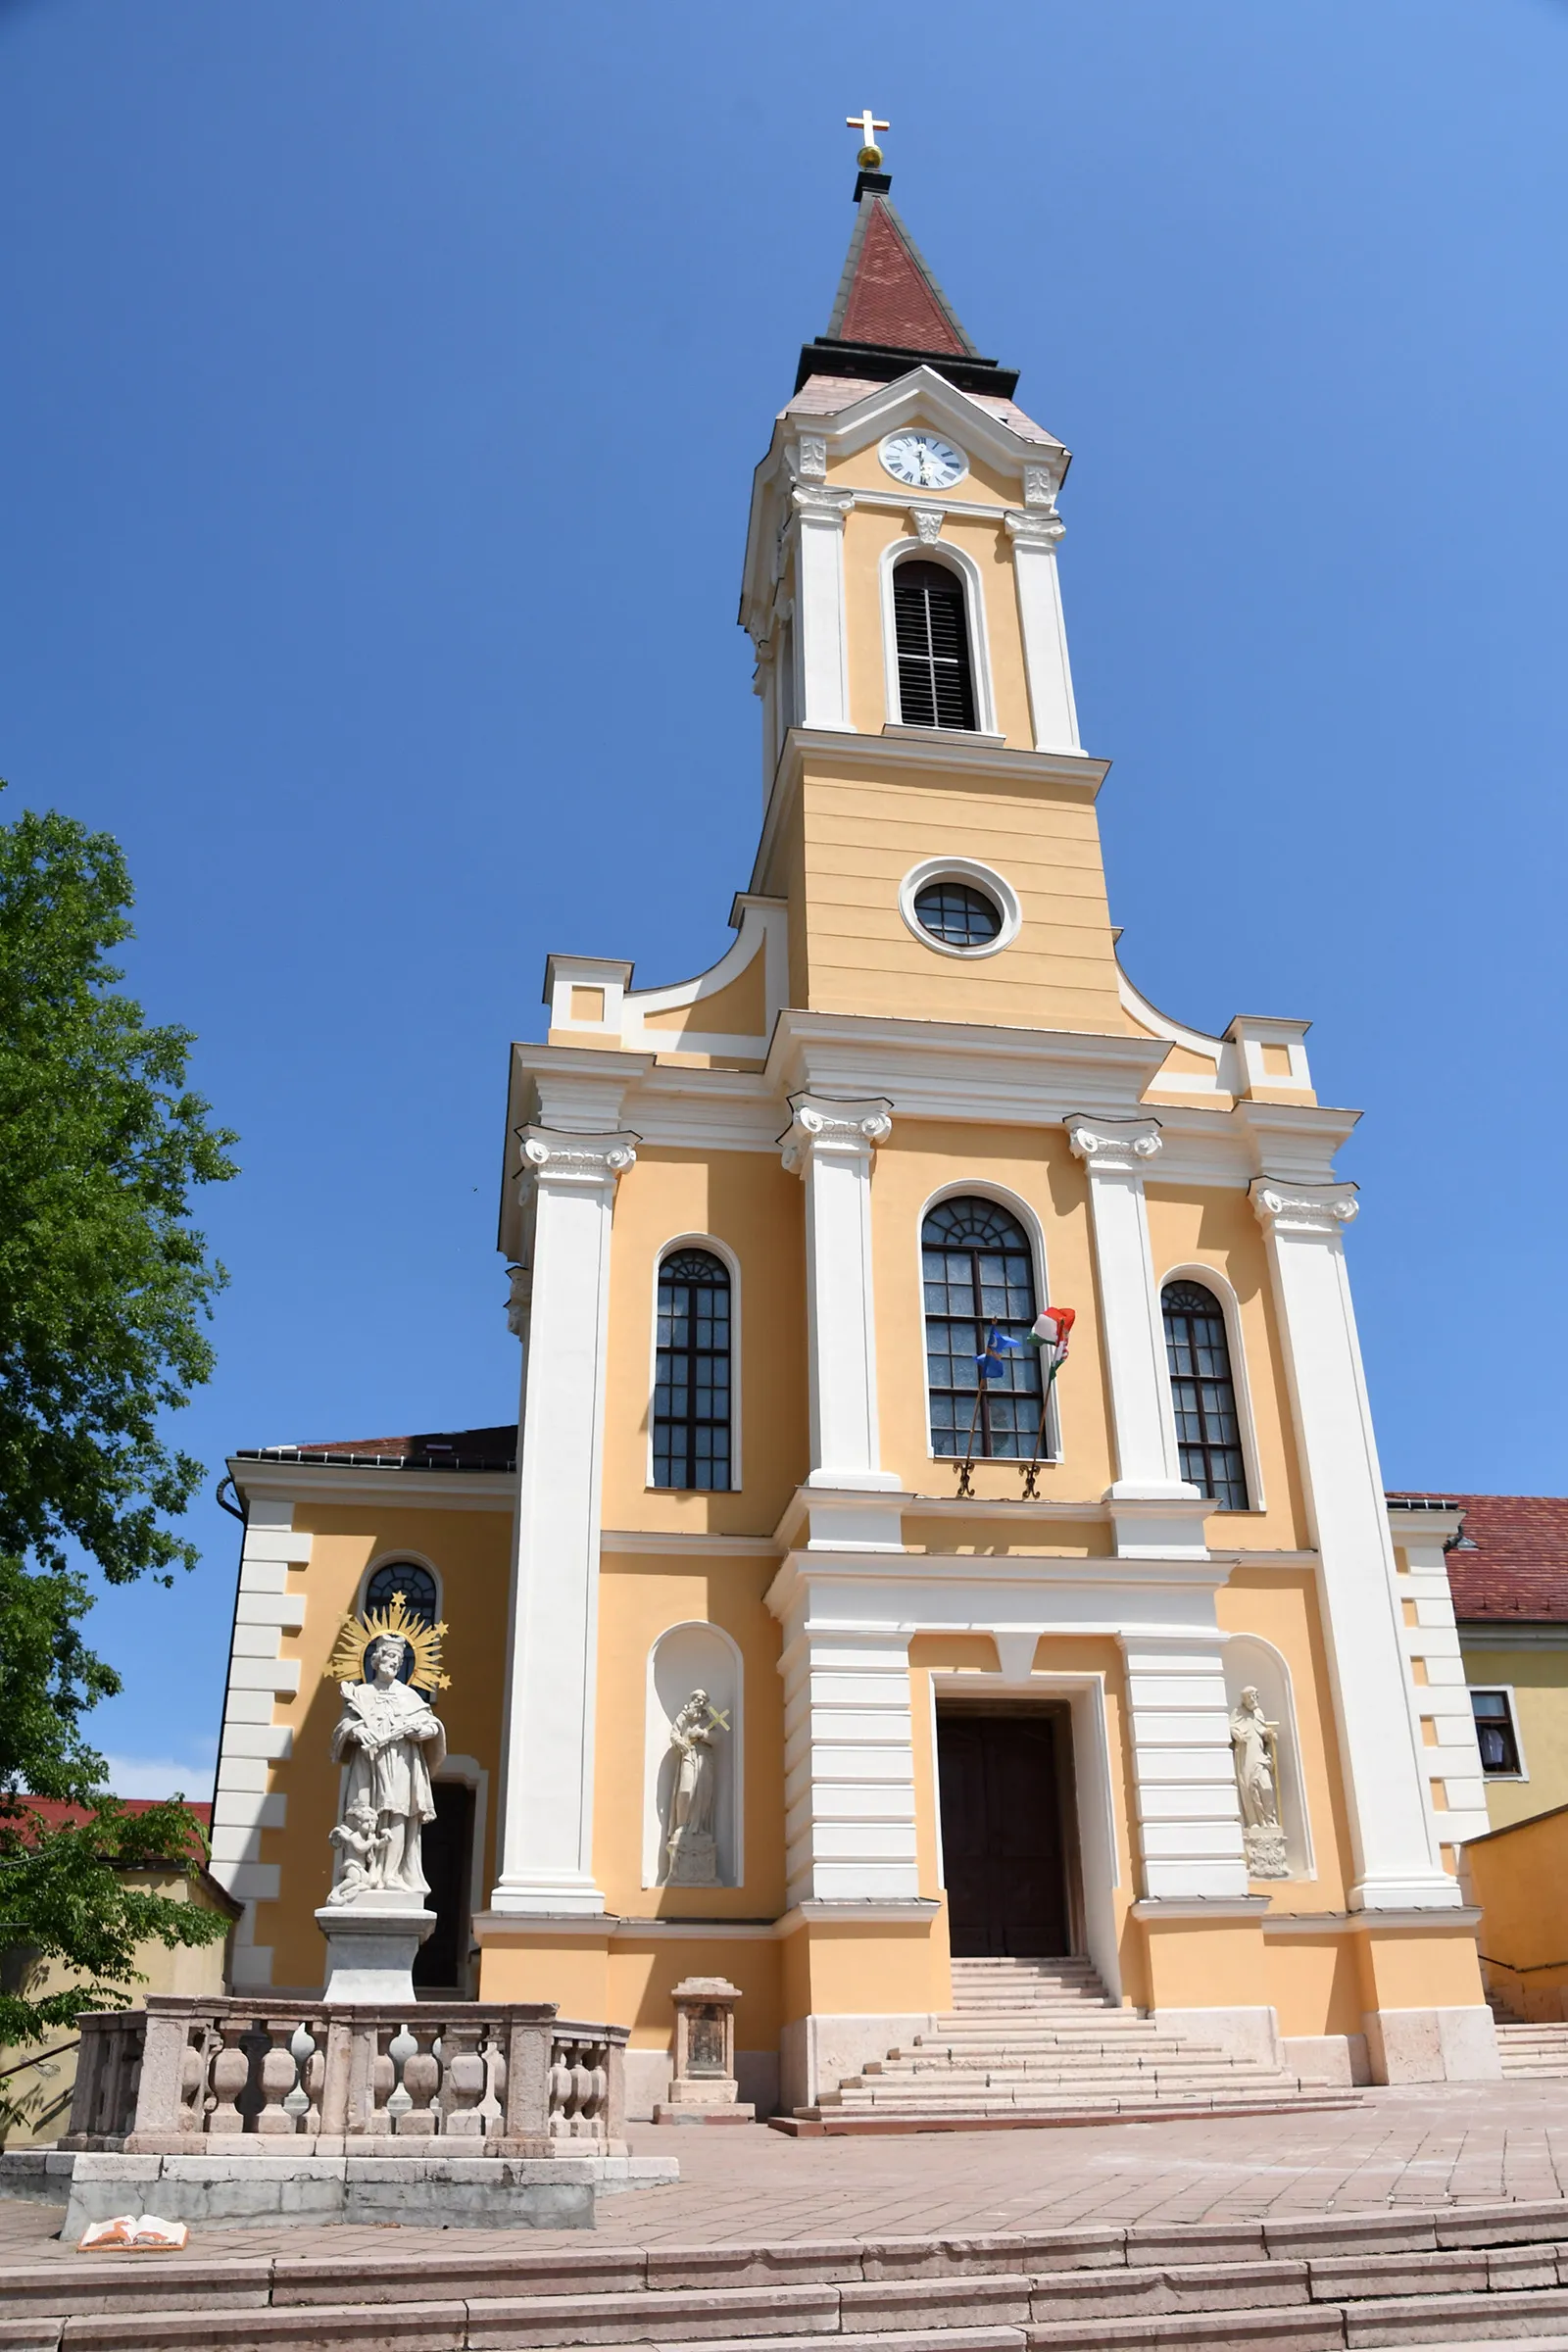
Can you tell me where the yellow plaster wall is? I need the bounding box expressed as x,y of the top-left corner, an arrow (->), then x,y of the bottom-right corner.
1354,1925 -> 1485,2012
599,1148 -> 808,1535
1144,1189 -> 1309,1552
763,754 -> 1129,1035
260,1501 -> 513,1992
1216,1569 -> 1355,1910
780,1920 -> 942,2026
639,944 -> 767,1039
869,1120 -> 1115,1498
824,437 -> 1022,511
591,1554 -> 785,1920
1458,1641 -> 1568,1829
1464,1804 -> 1568,2019
1262,1934 -> 1367,2037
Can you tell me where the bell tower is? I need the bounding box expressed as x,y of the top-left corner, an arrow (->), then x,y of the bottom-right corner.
739,145 -> 1117,1033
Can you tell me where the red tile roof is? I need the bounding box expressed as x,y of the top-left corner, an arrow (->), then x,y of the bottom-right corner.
837,196 -> 969,356
19,1798 -> 212,1827
238,1425 -> 516,1473
1392,1492 -> 1568,1623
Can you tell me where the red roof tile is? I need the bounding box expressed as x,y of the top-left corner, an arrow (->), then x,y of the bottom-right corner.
1392,1491 -> 1568,1623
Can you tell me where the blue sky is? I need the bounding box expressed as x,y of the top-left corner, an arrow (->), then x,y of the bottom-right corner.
2,1 -> 1565,1796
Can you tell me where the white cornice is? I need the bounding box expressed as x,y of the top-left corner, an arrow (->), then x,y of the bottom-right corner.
228,1460 -> 516,1513
765,1008 -> 1167,1125
751,727 -> 1108,900
600,1528 -> 781,1557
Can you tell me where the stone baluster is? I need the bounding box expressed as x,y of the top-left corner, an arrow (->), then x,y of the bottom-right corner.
281,2022 -> 318,2132
255,2017 -> 305,2133
477,2026 -> 507,2138
207,2022 -> 252,2134
395,2022 -> 439,2134
439,2020 -> 487,2136
179,2025 -> 212,2134
382,2022 -> 418,2129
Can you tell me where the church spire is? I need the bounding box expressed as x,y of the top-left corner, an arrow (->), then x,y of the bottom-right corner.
795,146 -> 1018,399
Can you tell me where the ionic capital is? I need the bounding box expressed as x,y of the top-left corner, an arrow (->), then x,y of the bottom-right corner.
779,1094 -> 893,1178
515,1126 -> 639,1200
1250,1178 -> 1359,1239
1005,508 -> 1066,552
1066,1115 -> 1163,1176
504,1263 -> 532,1338
790,483 -> 855,528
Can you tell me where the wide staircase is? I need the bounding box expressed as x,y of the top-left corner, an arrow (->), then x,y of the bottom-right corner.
788,1955 -> 1358,2132
12,2197 -> 1568,2347
1489,1991 -> 1568,2079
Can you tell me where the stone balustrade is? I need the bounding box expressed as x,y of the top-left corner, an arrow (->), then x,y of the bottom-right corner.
65,1996 -> 626,2157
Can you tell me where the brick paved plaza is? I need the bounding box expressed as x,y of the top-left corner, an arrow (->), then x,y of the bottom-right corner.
5,2082 -> 1568,2265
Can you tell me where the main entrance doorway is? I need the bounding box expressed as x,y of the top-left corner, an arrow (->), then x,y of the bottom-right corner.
936,1709 -> 1071,1957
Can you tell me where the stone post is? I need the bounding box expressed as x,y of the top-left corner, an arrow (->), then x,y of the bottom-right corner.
653,1977 -> 754,2124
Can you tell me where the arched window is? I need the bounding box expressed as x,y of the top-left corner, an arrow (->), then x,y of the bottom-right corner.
654,1248 -> 732,1492
1161,1280 -> 1249,1510
365,1561 -> 439,1624
894,559 -> 976,731
922,1198 -> 1042,1457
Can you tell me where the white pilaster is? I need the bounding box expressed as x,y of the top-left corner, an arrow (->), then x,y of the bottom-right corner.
1006,498 -> 1081,754
211,1496 -> 311,1989
1387,1505 -> 1492,1853
790,484 -> 854,731
489,1126 -> 637,1916
1067,1116 -> 1205,1554
780,1095 -> 899,1494
780,1622 -> 920,1906
1251,1180 -> 1459,1909
1119,1634 -> 1250,1899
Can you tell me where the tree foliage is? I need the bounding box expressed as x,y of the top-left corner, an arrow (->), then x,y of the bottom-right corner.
0,798 -> 239,2053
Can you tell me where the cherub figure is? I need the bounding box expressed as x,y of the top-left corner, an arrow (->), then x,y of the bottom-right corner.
326,1798 -> 392,1904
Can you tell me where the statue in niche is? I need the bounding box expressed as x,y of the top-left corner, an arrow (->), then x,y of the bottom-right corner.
322,1596 -> 450,1904
664,1689 -> 728,1886
1229,1686 -> 1289,1881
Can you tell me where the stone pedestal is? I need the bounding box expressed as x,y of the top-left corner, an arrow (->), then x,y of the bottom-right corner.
316,1892 -> 435,2002
653,1976 -> 754,2125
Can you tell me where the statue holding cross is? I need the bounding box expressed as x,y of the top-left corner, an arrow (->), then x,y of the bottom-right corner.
847,108 -> 890,170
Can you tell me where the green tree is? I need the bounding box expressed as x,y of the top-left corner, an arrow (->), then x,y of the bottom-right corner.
0,798 -> 238,2052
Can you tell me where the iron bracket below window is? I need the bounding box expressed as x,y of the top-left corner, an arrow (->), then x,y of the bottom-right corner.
955,1459 -> 975,1499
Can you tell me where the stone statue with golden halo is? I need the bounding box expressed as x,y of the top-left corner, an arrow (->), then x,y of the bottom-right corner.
322,1592 -> 450,1901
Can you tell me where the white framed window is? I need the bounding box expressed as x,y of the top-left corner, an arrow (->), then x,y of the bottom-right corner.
917,1184 -> 1058,1464
647,1235 -> 741,1493
898,856 -> 1021,960
1156,1262 -> 1266,1512
878,538 -> 998,736
1470,1687 -> 1528,1779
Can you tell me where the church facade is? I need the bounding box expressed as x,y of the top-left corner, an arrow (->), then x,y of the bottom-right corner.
212,162 -> 1498,2114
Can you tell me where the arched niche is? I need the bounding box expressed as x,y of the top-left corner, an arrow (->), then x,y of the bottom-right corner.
1223,1634 -> 1314,1881
642,1622 -> 743,1889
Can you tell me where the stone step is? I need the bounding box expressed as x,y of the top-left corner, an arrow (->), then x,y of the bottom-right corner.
19,2201 -> 1568,2341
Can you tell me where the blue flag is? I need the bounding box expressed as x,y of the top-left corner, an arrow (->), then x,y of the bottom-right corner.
975,1325 -> 1022,1381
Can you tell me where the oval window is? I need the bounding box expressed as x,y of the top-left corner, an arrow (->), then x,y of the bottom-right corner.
912,879 -> 1003,950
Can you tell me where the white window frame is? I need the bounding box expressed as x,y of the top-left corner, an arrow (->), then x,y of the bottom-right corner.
646,1234 -> 742,1494
878,537 -> 998,737
898,855 -> 1022,960
1468,1684 -> 1529,1782
916,1182 -> 1058,1466
1156,1261 -> 1266,1513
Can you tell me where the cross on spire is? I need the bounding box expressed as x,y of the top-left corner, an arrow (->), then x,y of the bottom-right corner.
846,108 -> 890,168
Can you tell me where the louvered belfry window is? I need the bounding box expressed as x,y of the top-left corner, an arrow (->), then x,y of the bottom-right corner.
894,560 -> 977,730
923,1198 -> 1042,1457
654,1249 -> 732,1492
1161,1280 -> 1249,1510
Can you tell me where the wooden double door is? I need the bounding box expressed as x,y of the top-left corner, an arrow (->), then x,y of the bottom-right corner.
937,1710 -> 1071,1958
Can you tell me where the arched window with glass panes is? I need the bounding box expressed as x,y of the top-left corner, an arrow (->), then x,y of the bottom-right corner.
653,1248 -> 732,1492
1161,1279 -> 1249,1510
361,1561 -> 441,1686
893,559 -> 976,730
922,1197 -> 1043,1457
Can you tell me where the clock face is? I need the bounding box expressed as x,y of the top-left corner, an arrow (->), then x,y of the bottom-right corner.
879,430 -> 967,490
